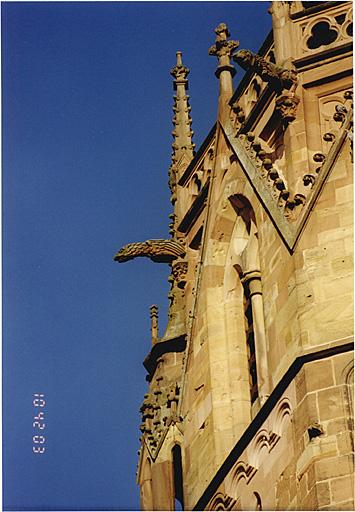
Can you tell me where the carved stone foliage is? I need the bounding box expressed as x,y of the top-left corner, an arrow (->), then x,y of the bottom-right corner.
114,239 -> 186,263
233,49 -> 297,91
170,51 -> 189,82
171,260 -> 188,289
139,382 -> 181,459
208,22 -> 239,80
208,23 -> 240,60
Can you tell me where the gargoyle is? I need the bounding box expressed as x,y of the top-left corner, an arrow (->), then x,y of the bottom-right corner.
114,239 -> 186,263
233,49 -> 297,90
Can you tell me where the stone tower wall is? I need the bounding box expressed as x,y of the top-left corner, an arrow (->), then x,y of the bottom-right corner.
117,2 -> 354,510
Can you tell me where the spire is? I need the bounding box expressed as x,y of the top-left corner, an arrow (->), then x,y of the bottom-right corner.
169,52 -> 195,205
209,23 -> 239,116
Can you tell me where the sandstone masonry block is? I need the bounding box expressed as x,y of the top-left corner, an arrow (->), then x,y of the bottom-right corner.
330,475 -> 355,504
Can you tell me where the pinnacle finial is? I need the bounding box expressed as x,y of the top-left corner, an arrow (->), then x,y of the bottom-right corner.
170,51 -> 190,82
208,22 -> 239,77
215,22 -> 230,40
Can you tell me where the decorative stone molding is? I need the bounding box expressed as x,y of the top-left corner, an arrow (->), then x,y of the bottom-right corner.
225,461 -> 257,498
237,131 -> 292,217
114,239 -> 186,263
139,382 -> 182,459
224,397 -> 292,499
220,103 -> 352,250
171,260 -> 188,289
301,10 -> 352,54
194,344 -> 353,510
207,491 -> 239,511
248,429 -> 280,468
272,397 -> 292,436
240,270 -> 262,297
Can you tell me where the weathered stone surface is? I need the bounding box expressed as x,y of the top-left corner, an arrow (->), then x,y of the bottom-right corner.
120,3 -> 354,510
330,475 -> 355,504
315,454 -> 354,481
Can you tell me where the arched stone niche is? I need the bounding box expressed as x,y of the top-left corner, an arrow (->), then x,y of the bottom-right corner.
223,195 -> 257,302
228,195 -> 269,403
204,186 -> 269,405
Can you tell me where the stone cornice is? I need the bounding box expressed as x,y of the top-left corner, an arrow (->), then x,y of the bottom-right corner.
294,41 -> 353,72
290,1 -> 347,20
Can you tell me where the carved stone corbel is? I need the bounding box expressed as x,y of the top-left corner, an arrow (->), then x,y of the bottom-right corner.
275,92 -> 300,125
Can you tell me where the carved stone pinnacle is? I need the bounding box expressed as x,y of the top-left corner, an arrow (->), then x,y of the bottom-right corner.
215,23 -> 230,40
170,51 -> 190,81
150,304 -> 158,319
208,22 -> 239,61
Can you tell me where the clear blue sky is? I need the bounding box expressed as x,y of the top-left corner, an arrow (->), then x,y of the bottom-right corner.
2,2 -> 270,510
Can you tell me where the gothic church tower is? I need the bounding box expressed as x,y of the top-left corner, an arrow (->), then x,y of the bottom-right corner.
115,2 -> 354,509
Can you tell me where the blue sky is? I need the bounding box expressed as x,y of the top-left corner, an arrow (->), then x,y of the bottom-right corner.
2,2 -> 270,509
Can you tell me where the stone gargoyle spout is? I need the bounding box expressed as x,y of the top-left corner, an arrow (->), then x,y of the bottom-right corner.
114,239 -> 186,263
233,49 -> 297,90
